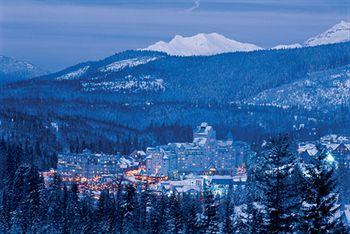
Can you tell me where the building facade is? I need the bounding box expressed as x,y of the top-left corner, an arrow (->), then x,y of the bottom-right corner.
57,149 -> 119,179
145,123 -> 253,177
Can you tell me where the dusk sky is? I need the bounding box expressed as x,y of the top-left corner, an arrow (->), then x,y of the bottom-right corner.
0,0 -> 349,71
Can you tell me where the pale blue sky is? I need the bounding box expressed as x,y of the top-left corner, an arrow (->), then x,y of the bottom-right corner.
0,0 -> 349,71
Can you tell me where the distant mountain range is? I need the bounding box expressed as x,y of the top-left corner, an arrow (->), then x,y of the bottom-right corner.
142,33 -> 262,56
143,21 -> 350,55
0,21 -> 349,140
0,55 -> 48,84
1,41 -> 348,121
1,20 -> 348,84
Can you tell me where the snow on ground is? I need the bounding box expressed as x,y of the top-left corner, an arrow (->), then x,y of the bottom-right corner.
56,66 -> 90,80
246,66 -> 350,110
99,56 -> 160,72
82,75 -> 165,93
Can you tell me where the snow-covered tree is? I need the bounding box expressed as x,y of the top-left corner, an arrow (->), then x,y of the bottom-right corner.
165,193 -> 183,233
201,189 -> 220,233
121,184 -> 136,233
97,189 -> 114,232
256,135 -> 300,233
45,174 -> 64,233
66,183 -> 82,233
186,200 -> 200,234
11,164 -> 44,233
148,193 -> 167,234
80,196 -> 96,233
299,145 -> 348,233
222,198 -> 233,234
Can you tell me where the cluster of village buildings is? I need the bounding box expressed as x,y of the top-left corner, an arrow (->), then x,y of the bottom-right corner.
298,134 -> 350,169
56,123 -> 251,196
55,123 -> 350,198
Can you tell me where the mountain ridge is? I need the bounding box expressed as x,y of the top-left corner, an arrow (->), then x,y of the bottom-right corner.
142,21 -> 349,56
3,42 -> 349,107
304,20 -> 350,47
245,65 -> 350,110
142,33 -> 263,56
0,55 -> 48,84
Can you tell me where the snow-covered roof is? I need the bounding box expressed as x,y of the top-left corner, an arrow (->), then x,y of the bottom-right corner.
298,134 -> 350,158
175,186 -> 200,194
298,143 -> 318,156
193,137 -> 208,147
217,140 -> 233,147
320,134 -> 350,144
137,150 -> 146,156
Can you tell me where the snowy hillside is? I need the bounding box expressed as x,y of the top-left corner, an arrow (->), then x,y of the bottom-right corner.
39,51 -> 167,94
305,21 -> 350,46
55,55 -> 162,81
4,42 -> 349,103
82,75 -> 165,93
0,55 -> 47,83
246,65 -> 350,110
143,33 -> 262,56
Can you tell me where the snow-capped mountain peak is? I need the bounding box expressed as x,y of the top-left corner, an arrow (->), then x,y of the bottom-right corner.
142,33 -> 262,56
0,55 -> 44,74
305,20 -> 350,47
0,55 -> 48,83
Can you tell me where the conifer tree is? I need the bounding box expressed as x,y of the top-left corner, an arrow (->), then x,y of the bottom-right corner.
45,174 -> 64,233
133,185 -> 150,232
80,196 -> 97,233
166,193 -> 183,233
241,147 -> 266,233
0,189 -> 12,232
11,164 -> 44,233
256,135 -> 300,233
300,146 -> 348,233
222,198 -> 233,234
62,185 -> 69,234
186,201 -> 199,234
146,193 -> 168,234
122,184 -> 136,233
97,189 -> 113,232
202,189 -> 219,233
66,183 -> 81,233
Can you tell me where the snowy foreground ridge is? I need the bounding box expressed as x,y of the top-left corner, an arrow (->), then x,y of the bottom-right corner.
143,21 -> 350,55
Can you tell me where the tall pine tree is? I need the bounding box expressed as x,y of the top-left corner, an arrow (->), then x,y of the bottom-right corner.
256,135 -> 300,233
299,145 -> 348,233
